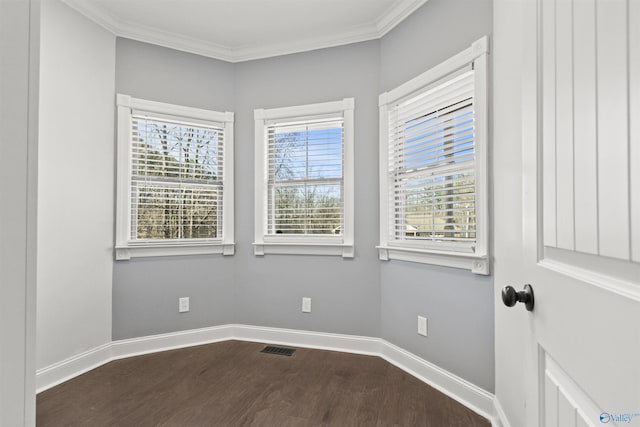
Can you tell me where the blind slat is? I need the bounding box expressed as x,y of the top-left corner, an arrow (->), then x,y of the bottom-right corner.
266,118 -> 345,236
130,115 -> 224,241
387,69 -> 477,245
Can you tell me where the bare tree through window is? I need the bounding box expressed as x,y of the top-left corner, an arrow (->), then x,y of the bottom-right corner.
132,116 -> 223,241
267,120 -> 344,235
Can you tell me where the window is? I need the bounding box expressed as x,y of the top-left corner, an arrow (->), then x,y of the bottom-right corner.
254,99 -> 354,257
115,95 -> 234,260
378,37 -> 489,274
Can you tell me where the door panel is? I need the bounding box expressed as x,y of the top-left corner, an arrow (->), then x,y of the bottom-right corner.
542,0 -> 637,264
594,0 -> 630,260
572,0 -> 598,255
534,0 -> 640,423
495,0 -> 640,425
544,353 -> 601,427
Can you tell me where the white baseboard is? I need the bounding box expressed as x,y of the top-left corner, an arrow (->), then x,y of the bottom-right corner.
232,324 -> 382,355
111,324 -> 233,360
36,342 -> 112,393
379,340 -> 495,421
36,324 -> 497,424
492,397 -> 511,427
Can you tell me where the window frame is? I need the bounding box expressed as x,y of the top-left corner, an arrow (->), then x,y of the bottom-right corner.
253,98 -> 355,258
378,37 -> 489,274
115,94 -> 235,260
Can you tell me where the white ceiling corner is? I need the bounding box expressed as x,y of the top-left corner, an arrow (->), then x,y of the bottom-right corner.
61,0 -> 118,34
61,0 -> 428,63
375,0 -> 428,35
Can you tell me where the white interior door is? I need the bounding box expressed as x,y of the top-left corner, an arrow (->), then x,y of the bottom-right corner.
495,0 -> 640,426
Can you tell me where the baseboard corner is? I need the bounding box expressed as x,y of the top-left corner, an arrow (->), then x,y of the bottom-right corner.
36,342 -> 112,393
378,339 -> 495,421
492,396 -> 511,427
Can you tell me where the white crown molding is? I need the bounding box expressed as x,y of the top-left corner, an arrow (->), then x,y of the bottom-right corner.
62,0 -> 120,34
61,0 -> 428,63
231,24 -> 381,63
114,18 -> 236,63
36,323 -> 496,425
376,0 -> 429,36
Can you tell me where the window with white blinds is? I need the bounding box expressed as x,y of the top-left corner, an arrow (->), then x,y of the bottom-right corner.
131,115 -> 224,241
116,95 -> 235,260
389,69 -> 476,246
378,37 -> 489,274
267,118 -> 344,236
254,99 -> 354,257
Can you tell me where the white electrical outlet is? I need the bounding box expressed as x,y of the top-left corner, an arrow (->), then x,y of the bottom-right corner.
418,316 -> 427,336
179,297 -> 190,313
302,297 -> 311,313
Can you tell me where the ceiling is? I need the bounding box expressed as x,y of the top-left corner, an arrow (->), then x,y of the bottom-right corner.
61,0 -> 428,62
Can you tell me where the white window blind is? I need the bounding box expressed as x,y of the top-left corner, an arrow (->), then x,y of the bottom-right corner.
116,95 -> 235,259
130,114 -> 225,242
378,36 -> 489,273
254,98 -> 354,257
388,68 -> 476,250
266,118 -> 344,235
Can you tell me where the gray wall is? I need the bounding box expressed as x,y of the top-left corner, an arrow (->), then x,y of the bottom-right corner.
233,42 -> 381,336
112,0 -> 494,392
380,0 -> 494,92
113,255 -> 236,339
113,39 -> 237,339
379,0 -> 495,392
113,39 -> 381,339
115,39 -> 235,112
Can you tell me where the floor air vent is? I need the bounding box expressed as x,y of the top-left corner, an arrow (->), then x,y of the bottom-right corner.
261,345 -> 296,356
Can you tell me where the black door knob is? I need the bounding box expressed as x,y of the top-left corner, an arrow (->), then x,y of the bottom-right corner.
501,284 -> 534,311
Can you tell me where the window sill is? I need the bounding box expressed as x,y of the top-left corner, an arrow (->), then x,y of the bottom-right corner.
377,245 -> 489,275
253,242 -> 354,258
115,242 -> 235,260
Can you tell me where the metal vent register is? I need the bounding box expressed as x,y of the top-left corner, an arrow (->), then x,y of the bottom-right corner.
261,346 -> 296,356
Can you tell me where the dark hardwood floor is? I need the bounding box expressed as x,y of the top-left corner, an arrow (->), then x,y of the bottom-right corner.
37,340 -> 490,426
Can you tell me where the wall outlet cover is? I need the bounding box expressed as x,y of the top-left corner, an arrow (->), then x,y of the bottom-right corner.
302,297 -> 311,313
179,297 -> 190,313
418,316 -> 427,336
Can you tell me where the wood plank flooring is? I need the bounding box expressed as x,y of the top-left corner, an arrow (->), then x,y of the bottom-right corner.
37,340 -> 490,426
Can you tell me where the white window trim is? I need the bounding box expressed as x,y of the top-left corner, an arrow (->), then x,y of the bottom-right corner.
115,94 -> 235,260
377,36 -> 490,275
253,98 -> 355,258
